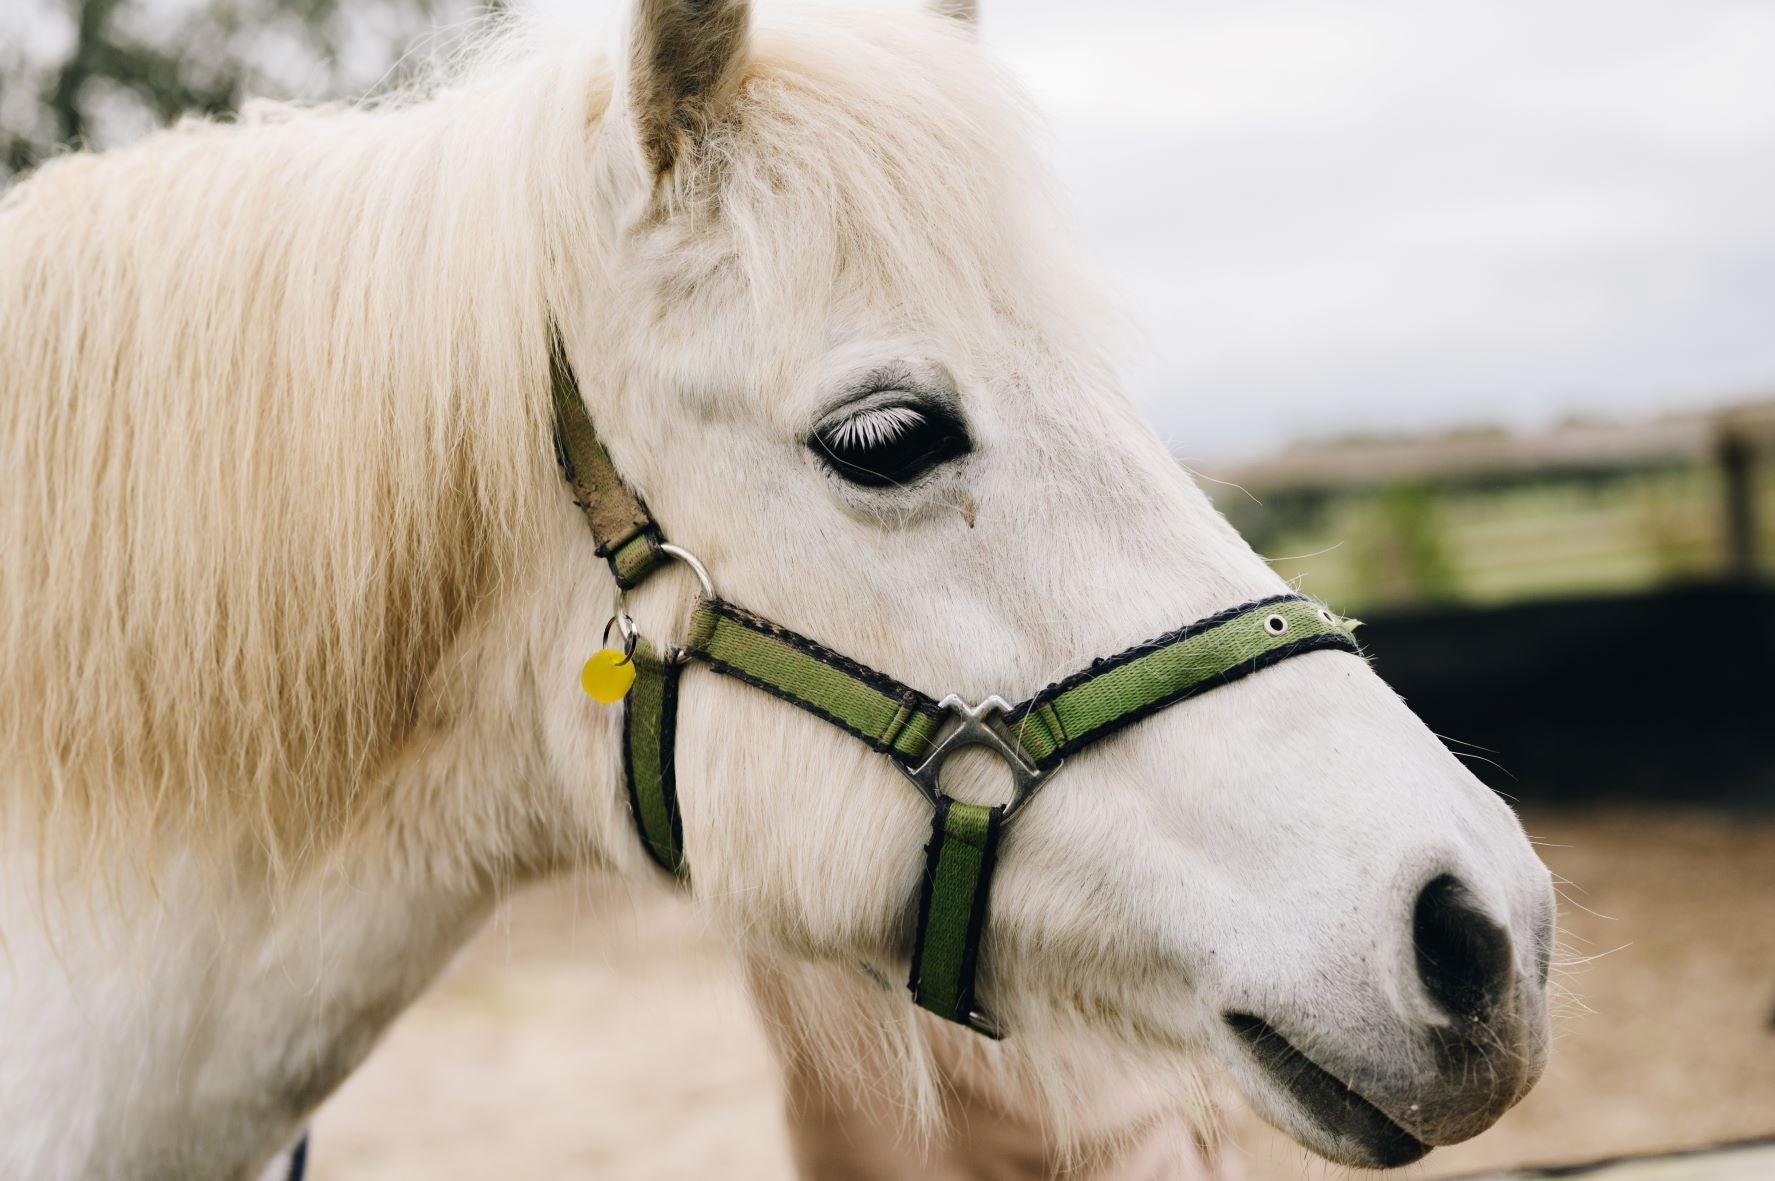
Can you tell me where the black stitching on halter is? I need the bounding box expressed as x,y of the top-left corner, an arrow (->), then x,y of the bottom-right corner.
693,652 -> 938,765
1004,593 -> 1312,724
1023,633 -> 1362,771
692,599 -> 947,760
906,795 -> 951,994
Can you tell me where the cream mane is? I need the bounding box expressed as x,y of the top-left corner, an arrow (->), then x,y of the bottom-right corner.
0,9 -> 1063,876
1,55 -> 560,872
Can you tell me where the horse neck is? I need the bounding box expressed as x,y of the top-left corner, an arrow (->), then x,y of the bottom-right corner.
1,819 -> 500,1177
0,539 -> 635,1179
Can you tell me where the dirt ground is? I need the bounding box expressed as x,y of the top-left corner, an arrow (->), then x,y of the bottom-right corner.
308,808 -> 1775,1180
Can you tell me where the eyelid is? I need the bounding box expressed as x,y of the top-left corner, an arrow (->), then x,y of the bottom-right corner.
812,361 -> 961,426
813,387 -> 933,433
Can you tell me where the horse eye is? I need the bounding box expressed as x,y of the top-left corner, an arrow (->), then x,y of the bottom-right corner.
810,401 -> 971,488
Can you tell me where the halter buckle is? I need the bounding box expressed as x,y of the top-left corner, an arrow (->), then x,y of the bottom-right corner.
894,695 -> 1058,820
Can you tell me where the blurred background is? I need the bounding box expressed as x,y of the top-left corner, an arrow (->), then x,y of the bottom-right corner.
4,1 -> 1771,1177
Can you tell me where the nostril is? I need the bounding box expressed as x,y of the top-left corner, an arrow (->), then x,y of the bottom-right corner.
1412,874 -> 1514,1024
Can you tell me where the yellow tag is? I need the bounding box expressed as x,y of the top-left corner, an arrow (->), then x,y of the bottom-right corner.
580,648 -> 637,703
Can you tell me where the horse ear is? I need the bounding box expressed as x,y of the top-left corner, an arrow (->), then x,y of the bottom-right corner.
626,0 -> 752,174
929,0 -> 978,26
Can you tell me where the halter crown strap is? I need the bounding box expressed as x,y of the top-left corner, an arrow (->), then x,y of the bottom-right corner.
549,333 -> 668,589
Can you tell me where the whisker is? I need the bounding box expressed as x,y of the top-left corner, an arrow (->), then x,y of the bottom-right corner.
1180,463 -> 1264,507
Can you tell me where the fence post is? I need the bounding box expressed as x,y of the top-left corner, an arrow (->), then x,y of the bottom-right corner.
1717,427 -> 1758,579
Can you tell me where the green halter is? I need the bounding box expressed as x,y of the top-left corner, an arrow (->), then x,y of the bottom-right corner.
551,339 -> 1361,1035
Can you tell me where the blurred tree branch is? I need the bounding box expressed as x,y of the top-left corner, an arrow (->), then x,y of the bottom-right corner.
2,0 -> 478,182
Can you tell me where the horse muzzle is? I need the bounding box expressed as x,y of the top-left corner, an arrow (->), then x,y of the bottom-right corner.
1219,871 -> 1552,1167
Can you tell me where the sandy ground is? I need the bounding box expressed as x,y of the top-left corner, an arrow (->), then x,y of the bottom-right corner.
308,809 -> 1775,1180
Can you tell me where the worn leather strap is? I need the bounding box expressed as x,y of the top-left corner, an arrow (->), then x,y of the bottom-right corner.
550,333 -> 668,589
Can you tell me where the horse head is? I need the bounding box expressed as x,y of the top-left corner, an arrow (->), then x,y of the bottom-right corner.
550,0 -> 1553,1166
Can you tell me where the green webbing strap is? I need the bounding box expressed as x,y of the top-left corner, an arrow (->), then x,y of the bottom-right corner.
616,584 -> 1358,1030
623,640 -> 687,878
908,798 -> 1005,1032
1007,595 -> 1358,769
682,599 -> 949,764
661,593 -> 1357,1033
549,332 -> 668,590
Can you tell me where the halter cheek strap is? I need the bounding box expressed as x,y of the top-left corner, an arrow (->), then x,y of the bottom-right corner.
550,332 -> 668,589
548,337 -> 1362,1035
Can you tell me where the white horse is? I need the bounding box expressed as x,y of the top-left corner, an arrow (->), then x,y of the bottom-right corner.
0,2 -> 1554,1177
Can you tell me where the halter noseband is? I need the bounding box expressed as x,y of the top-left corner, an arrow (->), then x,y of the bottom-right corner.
551,337 -> 1360,1036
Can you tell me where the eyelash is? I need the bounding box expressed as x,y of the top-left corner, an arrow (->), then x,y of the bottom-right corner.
810,399 -> 972,489
821,405 -> 928,451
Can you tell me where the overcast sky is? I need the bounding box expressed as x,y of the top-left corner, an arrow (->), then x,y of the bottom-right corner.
974,0 -> 1775,460
547,0 -> 1775,461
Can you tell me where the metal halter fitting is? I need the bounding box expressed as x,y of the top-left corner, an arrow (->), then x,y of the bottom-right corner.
549,333 -> 1362,1036
611,542 -> 716,664
896,696 -> 1057,819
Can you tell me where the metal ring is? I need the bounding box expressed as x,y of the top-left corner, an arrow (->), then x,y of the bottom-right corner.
609,544 -> 717,667
657,543 -> 716,599
601,612 -> 640,663
1264,614 -> 1289,636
